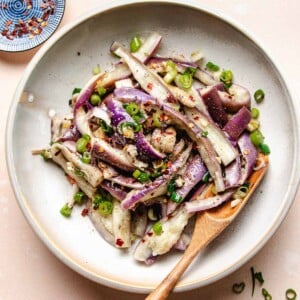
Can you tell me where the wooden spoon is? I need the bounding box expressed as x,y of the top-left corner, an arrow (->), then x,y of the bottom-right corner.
146,154 -> 269,300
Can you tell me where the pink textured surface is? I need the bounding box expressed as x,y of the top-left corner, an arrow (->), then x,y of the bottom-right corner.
0,1 -> 299,299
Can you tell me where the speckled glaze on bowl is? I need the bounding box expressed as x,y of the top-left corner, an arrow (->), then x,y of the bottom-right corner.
6,0 -> 300,293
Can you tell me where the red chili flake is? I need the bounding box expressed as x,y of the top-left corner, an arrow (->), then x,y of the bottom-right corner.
147,83 -> 153,90
1,29 -> 8,36
116,238 -> 124,247
66,175 -> 76,185
81,208 -> 89,217
166,161 -> 172,168
147,232 -> 153,237
189,95 -> 195,102
193,115 -> 199,120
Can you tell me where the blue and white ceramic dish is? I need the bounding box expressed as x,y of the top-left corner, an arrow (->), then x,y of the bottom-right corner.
0,0 -> 64,52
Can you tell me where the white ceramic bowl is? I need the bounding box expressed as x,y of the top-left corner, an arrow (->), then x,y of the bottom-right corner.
6,0 -> 300,293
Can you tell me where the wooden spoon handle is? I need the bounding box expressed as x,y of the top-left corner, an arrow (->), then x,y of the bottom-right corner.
145,247 -> 201,300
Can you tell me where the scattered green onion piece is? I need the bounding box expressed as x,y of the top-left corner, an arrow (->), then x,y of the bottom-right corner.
82,134 -> 91,141
167,178 -> 176,194
74,191 -> 85,205
100,120 -> 113,134
60,204 -> 72,217
164,60 -> 178,84
137,172 -> 150,183
153,221 -> 163,235
254,89 -> 265,104
247,118 -> 260,132
40,149 -> 51,161
170,191 -> 183,203
233,186 -> 248,199
286,289 -> 297,300
220,69 -> 234,88
74,168 -> 84,177
133,169 -> 141,179
254,272 -> 264,285
81,151 -> 91,164
132,114 -> 142,123
124,103 -> 140,116
201,130 -> 208,138
72,87 -> 82,95
201,172 -> 211,183
98,201 -> 113,216
93,194 -> 103,209
251,267 -> 256,296
186,67 -> 197,76
97,86 -> 107,96
130,36 -> 142,52
251,107 -> 260,119
153,112 -> 162,127
232,282 -> 245,294
259,143 -> 271,155
76,137 -> 88,153
150,171 -> 161,178
243,182 -> 251,189
250,129 -> 264,147
90,93 -> 101,106
177,72 -> 193,90
121,121 -> 142,133
92,64 -> 101,75
206,61 -> 220,72
262,288 -> 272,300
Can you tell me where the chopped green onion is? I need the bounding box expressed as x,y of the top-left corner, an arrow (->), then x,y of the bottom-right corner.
254,89 -> 265,104
74,168 -> 84,177
163,60 -> 178,84
124,103 -> 140,116
72,87 -> 81,95
220,69 -> 233,89
247,118 -> 260,132
262,288 -> 272,300
98,201 -> 113,216
40,149 -> 51,161
250,129 -> 264,147
170,191 -> 183,203
97,86 -> 107,96
286,289 -> 297,300
132,114 -> 143,123
233,186 -> 248,199
186,67 -> 197,76
60,204 -> 72,217
254,272 -> 264,285
130,36 -> 142,52
82,134 -> 91,141
232,282 -> 245,294
92,64 -> 101,75
74,191 -> 85,205
167,178 -> 176,194
121,122 -> 142,133
93,194 -> 103,209
153,112 -> 162,127
259,143 -> 271,155
201,130 -> 208,138
90,94 -> 101,106
100,120 -> 113,134
153,221 -> 163,235
251,267 -> 256,296
133,169 -> 141,179
251,107 -> 260,119
176,72 -> 193,90
76,137 -> 89,153
206,61 -> 220,72
201,172 -> 211,183
81,151 -> 91,164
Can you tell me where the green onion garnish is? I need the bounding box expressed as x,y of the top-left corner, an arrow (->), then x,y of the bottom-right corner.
40,149 -> 51,161
124,102 -> 140,116
163,60 -> 178,84
100,120 -> 113,134
251,267 -> 256,296
90,93 -> 101,106
254,89 -> 265,104
259,143 -> 271,155
81,151 -> 91,164
132,170 -> 150,183
130,36 -> 142,52
72,87 -> 82,95
74,191 -> 85,205
170,191 -> 183,203
232,282 -> 245,294
153,111 -> 162,127
254,271 -> 264,285
286,289 -> 297,300
98,201 -> 113,216
93,194 -> 103,209
76,137 -> 89,153
262,288 -> 272,300
121,122 -> 142,133
92,64 -> 101,75
167,178 -> 176,194
206,61 -> 220,72
177,72 -> 193,90
250,129 -> 264,147
251,107 -> 260,119
201,172 -> 211,183
97,86 -> 107,96
60,204 -> 72,217
133,169 -> 141,179
153,221 -> 163,235
201,130 -> 208,138
220,69 -> 233,89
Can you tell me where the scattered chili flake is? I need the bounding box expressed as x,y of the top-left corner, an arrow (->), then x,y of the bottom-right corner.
66,175 -> 76,185
116,238 -> 124,247
81,208 -> 89,217
147,83 -> 153,90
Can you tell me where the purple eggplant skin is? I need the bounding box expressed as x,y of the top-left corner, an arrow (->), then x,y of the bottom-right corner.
237,132 -> 258,184
59,125 -> 81,142
223,106 -> 252,141
135,131 -> 166,160
100,180 -> 127,201
218,84 -> 251,113
200,86 -> 228,127
121,144 -> 192,210
167,155 -> 207,214
114,87 -> 156,105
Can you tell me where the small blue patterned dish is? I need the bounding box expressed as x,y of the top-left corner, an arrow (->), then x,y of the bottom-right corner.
0,0 -> 65,52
